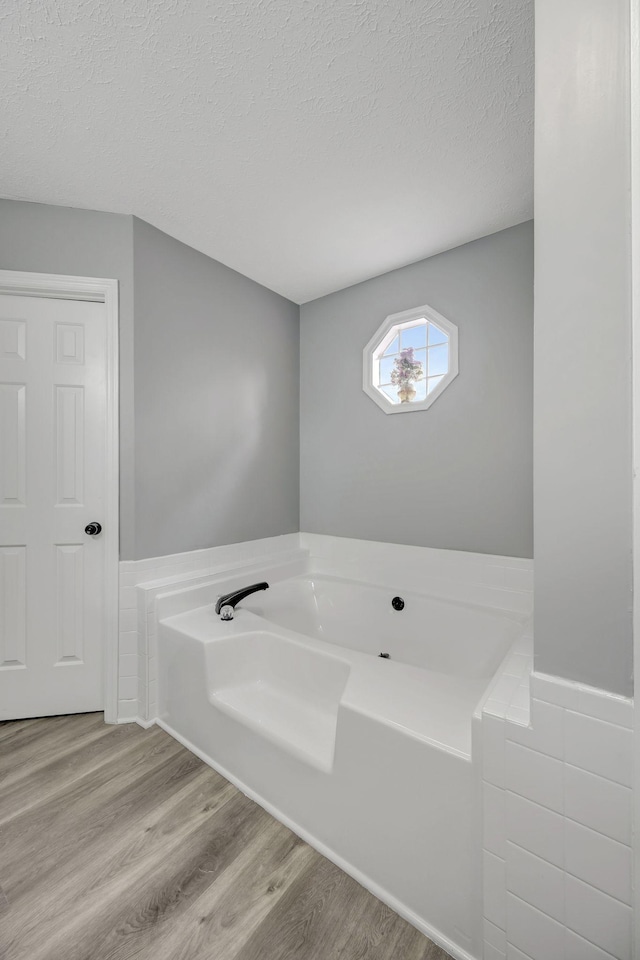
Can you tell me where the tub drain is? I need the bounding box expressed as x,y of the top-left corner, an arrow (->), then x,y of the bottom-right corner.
378,652 -> 390,659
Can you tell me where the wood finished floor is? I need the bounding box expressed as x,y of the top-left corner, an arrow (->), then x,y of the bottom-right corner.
0,714 -> 451,960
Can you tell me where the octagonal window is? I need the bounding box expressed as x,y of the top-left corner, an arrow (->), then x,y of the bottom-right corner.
363,304 -> 458,414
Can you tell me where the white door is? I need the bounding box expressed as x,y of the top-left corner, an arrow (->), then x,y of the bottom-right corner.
0,294 -> 109,720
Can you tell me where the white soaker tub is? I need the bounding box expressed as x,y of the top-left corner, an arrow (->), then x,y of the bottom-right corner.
157,566 -> 526,960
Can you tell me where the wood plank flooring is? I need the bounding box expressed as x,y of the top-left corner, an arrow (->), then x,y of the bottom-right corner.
0,714 -> 451,960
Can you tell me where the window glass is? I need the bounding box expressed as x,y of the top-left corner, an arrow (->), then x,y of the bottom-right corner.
428,324 -> 448,346
428,344 -> 448,377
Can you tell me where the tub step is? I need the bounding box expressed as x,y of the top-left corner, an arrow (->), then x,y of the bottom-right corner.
212,681 -> 339,772
206,630 -> 350,773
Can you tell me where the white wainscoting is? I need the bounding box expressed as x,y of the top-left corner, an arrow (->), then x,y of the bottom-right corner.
300,533 -> 534,616
481,663 -> 634,960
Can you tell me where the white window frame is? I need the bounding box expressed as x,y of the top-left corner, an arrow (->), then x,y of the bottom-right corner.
362,303 -> 459,414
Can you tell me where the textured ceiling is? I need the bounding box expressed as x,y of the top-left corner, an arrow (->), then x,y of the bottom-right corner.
0,0 -> 533,303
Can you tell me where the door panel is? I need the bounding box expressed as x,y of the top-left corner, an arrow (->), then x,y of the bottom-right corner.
55,543 -> 85,664
55,385 -> 84,505
0,545 -> 26,667
0,383 -> 26,504
0,294 -> 107,719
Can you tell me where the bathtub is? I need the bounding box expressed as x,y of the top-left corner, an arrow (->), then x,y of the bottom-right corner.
241,573 -> 520,677
156,560 -> 527,960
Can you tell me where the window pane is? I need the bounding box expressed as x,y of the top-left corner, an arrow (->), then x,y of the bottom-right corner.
428,323 -> 448,345
382,335 -> 399,356
380,383 -> 399,403
427,375 -> 444,394
414,379 -> 427,401
412,348 -> 427,378
428,344 -> 448,377
378,355 -> 395,385
400,323 -> 427,350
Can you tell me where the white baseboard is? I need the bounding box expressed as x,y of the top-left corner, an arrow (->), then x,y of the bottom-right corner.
135,716 -> 156,729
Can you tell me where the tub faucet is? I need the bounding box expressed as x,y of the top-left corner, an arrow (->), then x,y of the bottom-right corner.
215,582 -> 269,620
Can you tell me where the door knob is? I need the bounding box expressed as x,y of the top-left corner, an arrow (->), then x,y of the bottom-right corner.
85,522 -> 102,536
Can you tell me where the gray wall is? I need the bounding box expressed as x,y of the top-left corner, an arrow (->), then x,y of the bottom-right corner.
534,0 -> 633,696
132,218 -> 299,559
300,221 -> 534,558
0,200 -> 300,561
0,200 -> 137,559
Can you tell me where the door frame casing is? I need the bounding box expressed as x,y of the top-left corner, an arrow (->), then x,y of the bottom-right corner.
0,270 -> 120,723
631,0 -> 640,954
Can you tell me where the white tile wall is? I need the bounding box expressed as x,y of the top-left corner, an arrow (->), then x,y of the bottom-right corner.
564,820 -> 632,905
564,710 -> 633,787
481,663 -> 634,960
301,532 -> 534,616
564,876 -> 632,959
484,782 -> 507,859
505,843 -> 564,923
506,896 -> 564,958
484,919 -> 507,953
483,945 -> 506,960
484,850 -> 507,930
564,765 -> 632,846
506,945 -> 535,960
505,741 -> 564,812
483,715 -> 507,789
505,792 -> 563,869
564,928 -> 623,960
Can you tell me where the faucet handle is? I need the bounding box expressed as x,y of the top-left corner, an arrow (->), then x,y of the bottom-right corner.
219,604 -> 234,621
215,581 -> 269,615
